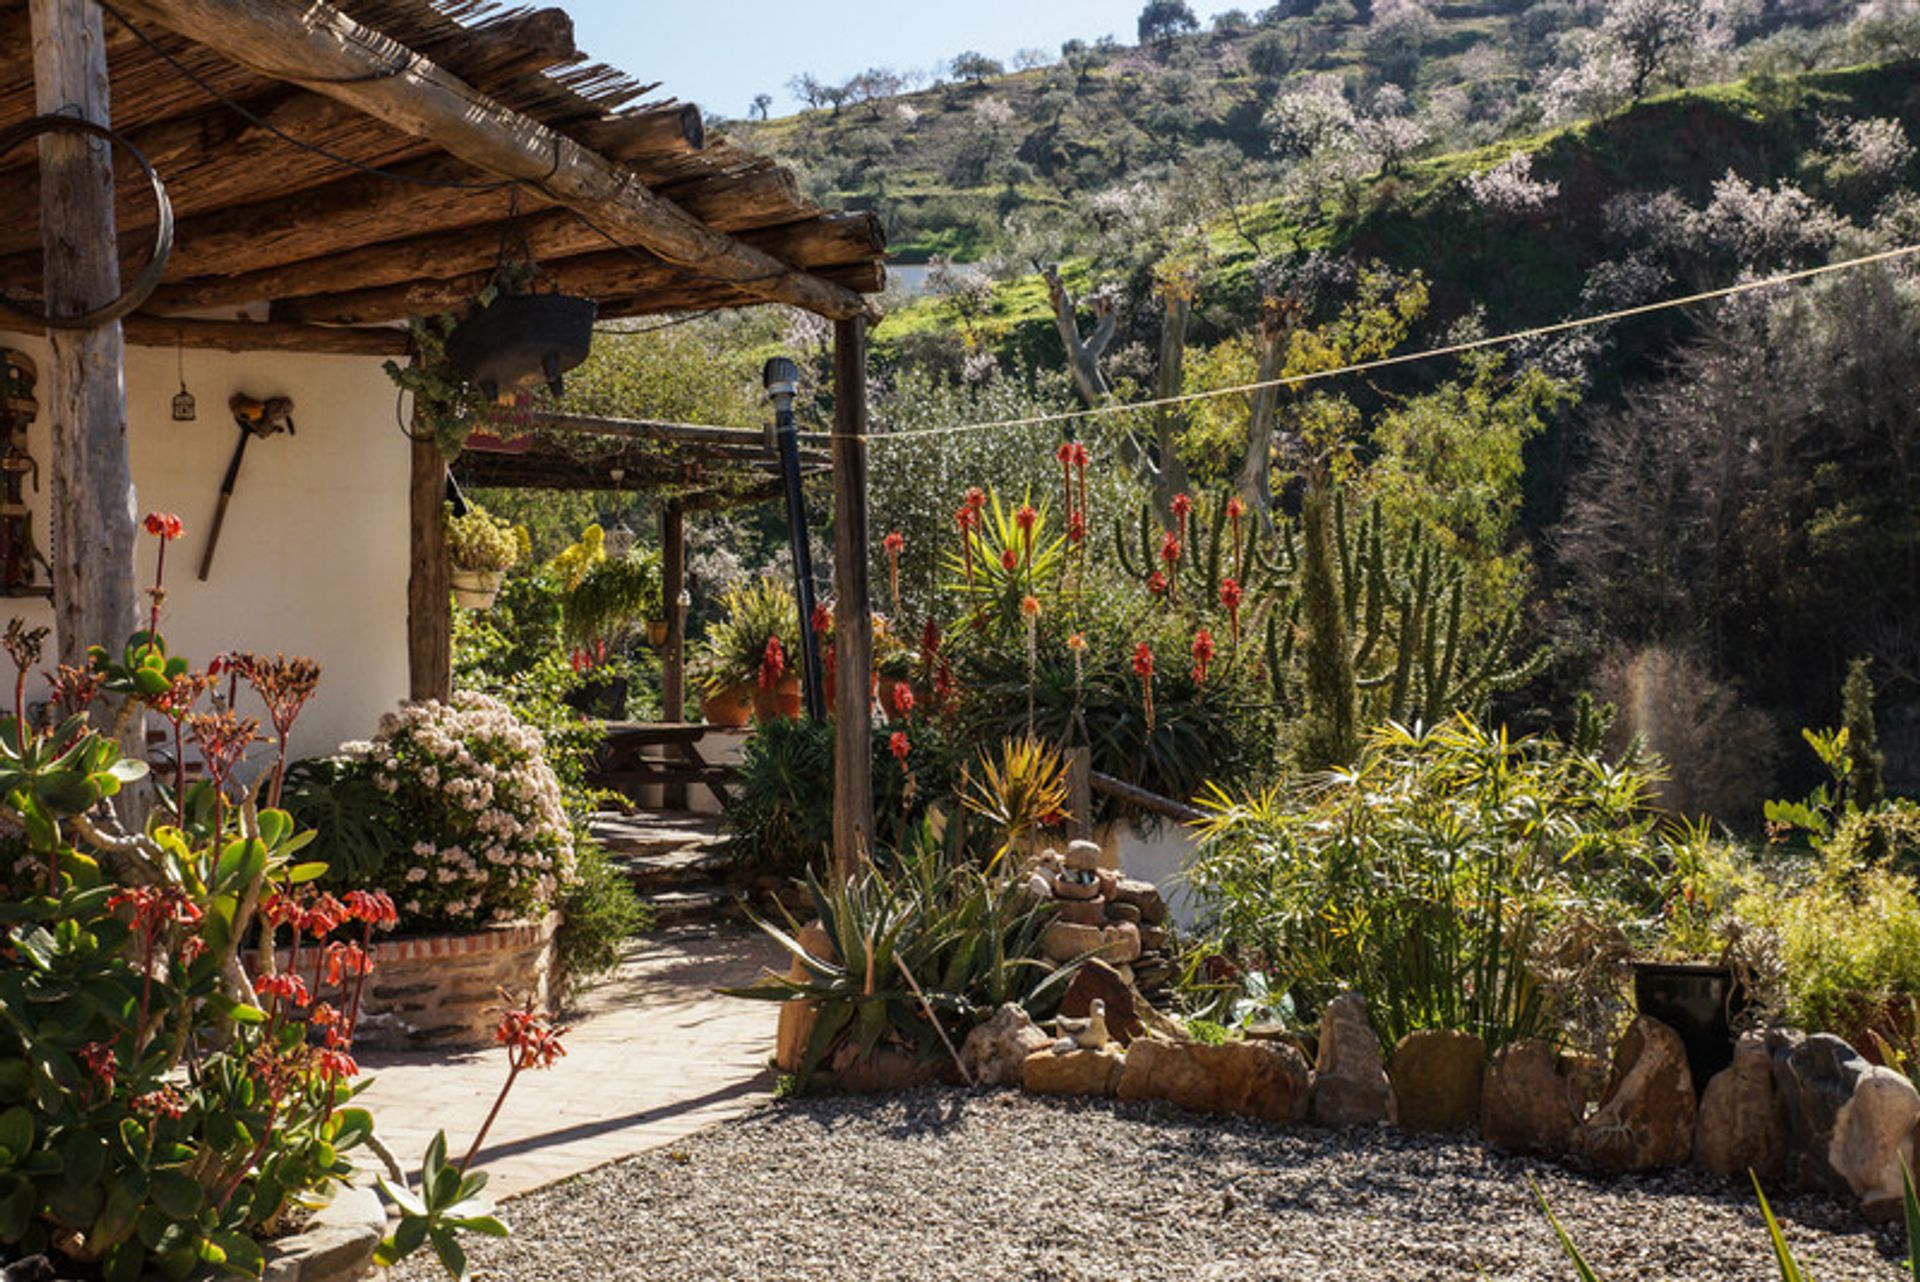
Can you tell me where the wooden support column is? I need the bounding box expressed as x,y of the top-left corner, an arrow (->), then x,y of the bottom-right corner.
406,428 -> 451,701
1066,747 -> 1093,841
31,0 -> 137,676
830,318 -> 873,880
660,501 -> 686,810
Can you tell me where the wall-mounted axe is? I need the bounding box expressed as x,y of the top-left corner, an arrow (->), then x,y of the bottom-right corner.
197,394 -> 294,581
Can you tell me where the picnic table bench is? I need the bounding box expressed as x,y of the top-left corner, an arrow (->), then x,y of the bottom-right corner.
591,721 -> 741,810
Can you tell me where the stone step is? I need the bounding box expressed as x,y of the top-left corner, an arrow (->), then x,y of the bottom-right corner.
645,888 -> 745,929
615,842 -> 738,893
591,810 -> 727,859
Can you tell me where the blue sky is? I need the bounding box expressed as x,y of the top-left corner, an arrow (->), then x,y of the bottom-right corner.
559,1 -> 1156,119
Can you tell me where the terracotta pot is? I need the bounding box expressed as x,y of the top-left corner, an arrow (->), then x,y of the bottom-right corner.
701,680 -> 754,728
753,673 -> 804,723
449,567 -> 503,609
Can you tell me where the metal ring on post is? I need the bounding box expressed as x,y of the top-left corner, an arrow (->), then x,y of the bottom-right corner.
0,113 -> 174,331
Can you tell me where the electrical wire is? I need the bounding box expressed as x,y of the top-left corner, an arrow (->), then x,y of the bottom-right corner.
860,242 -> 1920,444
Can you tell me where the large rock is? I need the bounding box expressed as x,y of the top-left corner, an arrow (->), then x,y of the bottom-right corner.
1693,1032 -> 1788,1180
1117,1037 -> 1310,1123
1309,993 -> 1392,1127
1770,1030 -> 1870,1195
1577,1016 -> 1697,1172
826,1045 -> 939,1093
1040,919 -> 1142,966
1022,1045 -> 1125,1097
1059,959 -> 1145,1045
961,1004 -> 1051,1089
1388,1029 -> 1484,1133
1831,1065 -> 1920,1215
1482,1039 -> 1582,1156
1110,877 -> 1169,925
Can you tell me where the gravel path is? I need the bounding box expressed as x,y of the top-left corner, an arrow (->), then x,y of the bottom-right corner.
392,1089 -> 1909,1281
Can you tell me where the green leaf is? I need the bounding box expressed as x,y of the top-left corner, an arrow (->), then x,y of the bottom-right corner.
0,1173 -> 33,1241
30,770 -> 96,816
285,862 -> 329,884
1530,1177 -> 1600,1282
209,1228 -> 263,1277
0,1105 -> 32,1165
150,1169 -> 204,1220
375,1213 -> 430,1266
1752,1174 -> 1810,1282
1901,1158 -> 1920,1280
448,1214 -> 509,1238
430,1225 -> 470,1281
256,808 -> 294,849
377,1175 -> 426,1220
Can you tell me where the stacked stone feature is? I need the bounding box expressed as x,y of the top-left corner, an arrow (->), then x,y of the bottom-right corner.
1028,840 -> 1175,1003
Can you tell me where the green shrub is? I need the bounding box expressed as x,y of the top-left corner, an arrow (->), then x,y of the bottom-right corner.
1188,717 -> 1668,1051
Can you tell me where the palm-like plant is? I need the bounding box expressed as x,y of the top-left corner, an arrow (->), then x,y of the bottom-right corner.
960,734 -> 1069,871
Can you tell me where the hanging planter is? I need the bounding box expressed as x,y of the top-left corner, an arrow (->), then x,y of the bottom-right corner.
450,567 -> 504,609
445,290 -> 597,404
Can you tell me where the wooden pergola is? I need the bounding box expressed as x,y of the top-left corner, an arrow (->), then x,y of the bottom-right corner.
2,0 -> 884,867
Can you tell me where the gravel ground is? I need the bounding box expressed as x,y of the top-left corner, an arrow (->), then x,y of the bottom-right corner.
391,1089 -> 1910,1281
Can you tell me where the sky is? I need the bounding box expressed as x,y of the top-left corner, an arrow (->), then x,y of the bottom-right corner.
559,1 -> 1154,119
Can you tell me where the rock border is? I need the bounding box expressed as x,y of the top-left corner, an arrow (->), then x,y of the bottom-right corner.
260,1183 -> 386,1282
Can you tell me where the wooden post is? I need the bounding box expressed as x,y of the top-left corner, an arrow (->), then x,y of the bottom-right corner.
31,0 -> 137,676
660,501 -> 686,810
406,428 -> 451,701
830,318 -> 873,880
1066,747 -> 1093,841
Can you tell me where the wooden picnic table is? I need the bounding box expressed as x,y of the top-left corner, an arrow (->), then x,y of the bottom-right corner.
592,721 -> 741,810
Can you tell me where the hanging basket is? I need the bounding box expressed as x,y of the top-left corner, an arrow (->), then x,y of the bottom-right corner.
445,292 -> 597,402
451,567 -> 504,609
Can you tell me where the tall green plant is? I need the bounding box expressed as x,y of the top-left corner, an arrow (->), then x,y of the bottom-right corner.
1189,717 -> 1665,1050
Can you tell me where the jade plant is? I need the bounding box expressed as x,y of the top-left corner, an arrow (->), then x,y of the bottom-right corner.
0,513 -> 497,1280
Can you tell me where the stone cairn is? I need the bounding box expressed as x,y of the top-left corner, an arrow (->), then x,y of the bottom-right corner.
1025,839 -> 1175,1000
960,984 -> 1920,1229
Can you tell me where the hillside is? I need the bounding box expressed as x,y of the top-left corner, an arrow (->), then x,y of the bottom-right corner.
731,0 -> 1880,266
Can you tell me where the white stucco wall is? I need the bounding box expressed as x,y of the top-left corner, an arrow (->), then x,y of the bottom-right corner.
0,330 -> 411,762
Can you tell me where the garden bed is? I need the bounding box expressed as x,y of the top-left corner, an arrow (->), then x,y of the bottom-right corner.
384,1090 -> 1907,1281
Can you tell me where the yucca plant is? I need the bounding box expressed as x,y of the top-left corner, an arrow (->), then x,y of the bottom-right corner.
960,734 -> 1069,871
695,577 -> 802,694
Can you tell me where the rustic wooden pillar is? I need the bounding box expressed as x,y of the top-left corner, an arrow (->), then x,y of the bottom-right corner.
830,317 -> 873,879
1066,747 -> 1093,841
405,428 -> 451,702
32,0 -> 137,675
659,500 -> 686,809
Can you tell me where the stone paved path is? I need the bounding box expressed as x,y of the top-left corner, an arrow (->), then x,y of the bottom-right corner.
355,925 -> 783,1199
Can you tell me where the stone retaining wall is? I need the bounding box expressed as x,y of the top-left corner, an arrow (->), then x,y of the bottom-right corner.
267,913 -> 559,1052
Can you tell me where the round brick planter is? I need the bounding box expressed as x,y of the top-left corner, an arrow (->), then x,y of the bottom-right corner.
266,912 -> 560,1052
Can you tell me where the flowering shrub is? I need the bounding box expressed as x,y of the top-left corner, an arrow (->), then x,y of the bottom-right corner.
342,693 -> 577,927
0,513 -> 486,1280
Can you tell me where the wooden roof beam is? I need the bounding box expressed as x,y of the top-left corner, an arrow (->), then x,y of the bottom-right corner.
0,312 -> 411,354
145,208 -> 886,313
111,0 -> 874,319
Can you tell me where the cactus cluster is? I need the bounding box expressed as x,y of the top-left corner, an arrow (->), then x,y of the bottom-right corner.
1113,487 -> 1548,733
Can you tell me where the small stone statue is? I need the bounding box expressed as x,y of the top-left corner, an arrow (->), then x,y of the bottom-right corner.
1054,997 -> 1110,1052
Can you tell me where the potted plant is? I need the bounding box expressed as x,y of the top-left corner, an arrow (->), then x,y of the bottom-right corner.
548,524 -> 660,719
445,502 -> 522,609
696,578 -> 801,728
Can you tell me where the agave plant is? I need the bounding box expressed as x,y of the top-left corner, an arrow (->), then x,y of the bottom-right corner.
723,819 -> 1076,1089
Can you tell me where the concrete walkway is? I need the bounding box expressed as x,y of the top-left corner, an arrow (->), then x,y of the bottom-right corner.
355,925 -> 784,1199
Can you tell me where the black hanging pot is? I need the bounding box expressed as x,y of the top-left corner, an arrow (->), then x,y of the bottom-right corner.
1632,960 -> 1747,1093
446,292 -> 597,403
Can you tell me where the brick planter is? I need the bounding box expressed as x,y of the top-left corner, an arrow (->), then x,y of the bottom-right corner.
266,913 -> 560,1051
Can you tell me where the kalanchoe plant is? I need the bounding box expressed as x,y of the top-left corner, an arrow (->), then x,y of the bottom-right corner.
0,514 -> 493,1281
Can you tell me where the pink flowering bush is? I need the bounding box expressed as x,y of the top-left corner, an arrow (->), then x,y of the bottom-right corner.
341,692 -> 577,927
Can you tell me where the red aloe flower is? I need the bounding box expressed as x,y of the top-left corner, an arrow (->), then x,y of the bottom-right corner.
890,681 -> 915,717
955,507 -> 977,590
759,635 -> 786,691
1067,510 -> 1086,545
811,603 -> 833,636
1147,570 -> 1168,598
1192,628 -> 1216,684
889,730 -> 911,764
1133,642 -> 1156,732
1015,504 -> 1038,565
1000,547 -> 1018,572
1055,442 -> 1076,520
965,486 -> 988,513
1220,577 -> 1244,645
882,530 -> 905,615
1170,492 -> 1193,543
1225,496 -> 1247,573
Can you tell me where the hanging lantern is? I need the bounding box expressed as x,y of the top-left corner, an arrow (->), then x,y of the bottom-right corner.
604,522 -> 636,558
170,339 -> 196,421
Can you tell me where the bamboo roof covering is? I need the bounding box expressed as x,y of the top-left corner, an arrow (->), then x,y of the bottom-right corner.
0,0 -> 887,342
